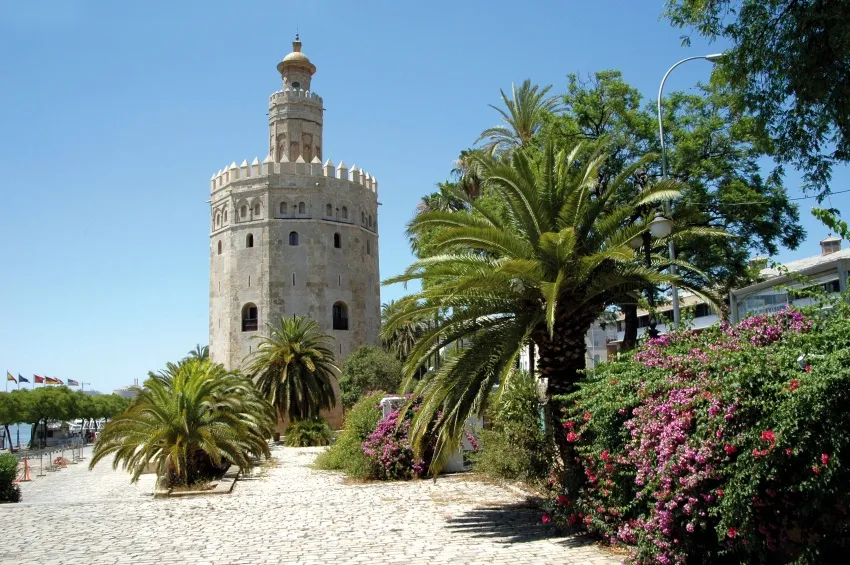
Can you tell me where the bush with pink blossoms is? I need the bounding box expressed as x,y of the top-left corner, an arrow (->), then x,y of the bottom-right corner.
549,300 -> 850,564
361,396 -> 433,480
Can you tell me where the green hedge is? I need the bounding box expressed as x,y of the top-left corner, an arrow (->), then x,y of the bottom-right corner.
0,454 -> 21,503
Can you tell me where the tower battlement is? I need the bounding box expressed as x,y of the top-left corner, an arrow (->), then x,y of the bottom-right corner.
210,156 -> 378,195
269,89 -> 324,107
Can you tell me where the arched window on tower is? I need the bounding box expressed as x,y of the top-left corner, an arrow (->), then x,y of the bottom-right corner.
280,202 -> 288,215
332,301 -> 348,331
240,205 -> 247,219
366,240 -> 371,255
298,202 -> 306,215
333,233 -> 341,249
253,202 -> 261,217
217,240 -> 222,255
326,203 -> 332,216
368,215 -> 373,228
342,206 -> 348,220
242,303 -> 258,332
289,231 -> 299,246
215,213 -> 221,227
223,210 -> 228,222
361,211 -> 366,224
246,233 -> 254,248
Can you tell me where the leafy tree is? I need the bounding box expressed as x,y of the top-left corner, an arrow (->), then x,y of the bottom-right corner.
381,300 -> 427,362
245,316 -> 339,423
186,344 -> 209,360
338,345 -> 402,408
549,70 -> 803,293
89,358 -> 274,486
664,0 -> 850,198
385,140 -> 717,472
0,392 -> 24,449
22,386 -> 76,448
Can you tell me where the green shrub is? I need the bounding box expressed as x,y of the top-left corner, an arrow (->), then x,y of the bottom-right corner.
0,453 -> 21,503
472,370 -> 552,482
339,346 -> 402,408
548,300 -> 850,564
284,417 -> 333,447
314,392 -> 384,478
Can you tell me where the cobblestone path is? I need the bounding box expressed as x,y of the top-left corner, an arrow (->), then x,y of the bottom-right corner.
1,445 -> 619,564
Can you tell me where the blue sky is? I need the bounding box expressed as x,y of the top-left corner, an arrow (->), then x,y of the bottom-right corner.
0,0 -> 846,393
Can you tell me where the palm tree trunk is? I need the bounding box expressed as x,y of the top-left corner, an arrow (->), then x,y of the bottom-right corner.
533,317 -> 594,469
621,303 -> 638,352
527,342 -> 535,378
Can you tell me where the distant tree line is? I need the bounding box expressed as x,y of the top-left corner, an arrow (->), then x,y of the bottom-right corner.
0,387 -> 130,448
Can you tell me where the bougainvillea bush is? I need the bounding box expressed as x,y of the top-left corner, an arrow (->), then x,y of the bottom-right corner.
361,395 -> 433,480
549,300 -> 850,564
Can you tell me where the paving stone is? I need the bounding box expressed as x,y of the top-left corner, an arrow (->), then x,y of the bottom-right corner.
1,445 -> 620,565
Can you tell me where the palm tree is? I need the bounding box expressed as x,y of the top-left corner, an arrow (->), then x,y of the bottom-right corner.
476,80 -> 559,154
245,316 -> 339,423
384,140 -> 720,471
186,344 -> 209,360
381,300 -> 427,362
89,358 -> 274,486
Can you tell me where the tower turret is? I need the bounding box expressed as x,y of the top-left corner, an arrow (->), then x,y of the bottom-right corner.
269,35 -> 323,163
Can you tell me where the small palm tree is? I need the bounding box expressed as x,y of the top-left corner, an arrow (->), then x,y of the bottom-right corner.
381,301 -> 427,362
385,140 -> 721,472
245,316 -> 339,423
186,344 -> 209,360
89,358 -> 274,486
476,80 -> 560,154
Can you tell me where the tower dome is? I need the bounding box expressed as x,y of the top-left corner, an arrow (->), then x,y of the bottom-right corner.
277,34 -> 316,77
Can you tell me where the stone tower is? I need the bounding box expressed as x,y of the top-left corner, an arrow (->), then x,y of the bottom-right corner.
208,37 -> 381,427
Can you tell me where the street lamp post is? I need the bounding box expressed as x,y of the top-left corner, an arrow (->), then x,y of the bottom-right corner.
657,53 -> 724,330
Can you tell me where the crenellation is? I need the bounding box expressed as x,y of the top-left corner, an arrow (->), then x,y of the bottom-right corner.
251,157 -> 260,176
323,159 -> 335,178
240,159 -> 250,178
349,165 -> 360,184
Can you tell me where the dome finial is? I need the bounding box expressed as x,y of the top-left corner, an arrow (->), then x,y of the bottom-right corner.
293,30 -> 301,53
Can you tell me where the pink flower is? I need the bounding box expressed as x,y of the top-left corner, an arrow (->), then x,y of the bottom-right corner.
761,430 -> 776,443
789,379 -> 799,391
786,448 -> 793,456
557,494 -> 570,505
716,489 -> 724,497
686,523 -> 695,533
813,465 -> 821,475
583,412 -> 592,421
542,514 -> 552,524
563,420 -> 575,430
566,432 -> 580,443
822,453 -> 830,466
805,364 -> 812,373
728,527 -> 738,539
724,444 -> 737,455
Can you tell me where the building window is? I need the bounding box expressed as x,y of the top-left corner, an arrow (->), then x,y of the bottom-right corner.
280,202 -> 287,215
326,203 -> 332,216
333,301 -> 348,331
215,214 -> 221,227
334,233 -> 341,248
246,233 -> 254,248
366,240 -> 371,255
361,211 -> 366,224
298,202 -> 306,214
217,240 -> 222,255
223,210 -> 228,222
342,206 -> 348,220
241,303 -> 258,332
240,205 -> 247,218
368,215 -> 373,228
253,202 -> 261,216
289,231 -> 299,246
291,81 -> 301,89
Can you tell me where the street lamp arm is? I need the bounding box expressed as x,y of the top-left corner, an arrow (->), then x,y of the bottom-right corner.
657,56 -> 712,179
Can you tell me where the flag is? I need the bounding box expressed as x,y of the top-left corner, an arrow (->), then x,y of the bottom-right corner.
6,372 -> 15,383
67,379 -> 79,386
34,375 -> 45,383
18,375 -> 29,383
45,376 -> 62,385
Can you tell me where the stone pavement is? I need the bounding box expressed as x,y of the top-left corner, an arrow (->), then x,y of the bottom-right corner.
1,445 -> 620,565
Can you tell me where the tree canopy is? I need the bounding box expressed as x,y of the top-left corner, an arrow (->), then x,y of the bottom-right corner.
664,0 -> 850,198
